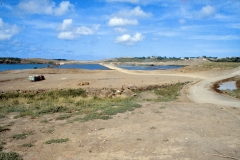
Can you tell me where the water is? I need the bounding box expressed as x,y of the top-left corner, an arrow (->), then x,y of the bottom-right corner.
0,64 -> 49,72
0,64 -> 181,72
117,65 -> 183,70
55,64 -> 109,70
218,81 -> 237,90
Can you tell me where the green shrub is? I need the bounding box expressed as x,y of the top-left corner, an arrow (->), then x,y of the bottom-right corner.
0,152 -> 22,160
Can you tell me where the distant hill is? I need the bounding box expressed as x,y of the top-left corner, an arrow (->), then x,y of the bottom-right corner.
0,57 -> 67,64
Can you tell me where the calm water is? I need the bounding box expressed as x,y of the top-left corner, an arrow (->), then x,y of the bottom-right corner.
0,64 -> 49,72
218,81 -> 237,90
55,64 -> 109,70
0,64 -> 182,72
0,64 -> 109,72
117,65 -> 183,70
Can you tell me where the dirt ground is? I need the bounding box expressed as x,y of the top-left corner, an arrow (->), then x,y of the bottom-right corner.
0,62 -> 240,160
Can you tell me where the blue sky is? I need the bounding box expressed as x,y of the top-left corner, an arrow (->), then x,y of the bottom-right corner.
0,0 -> 240,60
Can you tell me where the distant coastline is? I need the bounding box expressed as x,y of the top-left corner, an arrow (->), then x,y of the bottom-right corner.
0,57 -> 66,65
0,56 -> 240,65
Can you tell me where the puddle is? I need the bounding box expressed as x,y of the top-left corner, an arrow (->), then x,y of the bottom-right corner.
218,81 -> 237,90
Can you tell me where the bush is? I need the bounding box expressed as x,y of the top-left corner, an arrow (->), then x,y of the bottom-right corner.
0,152 -> 22,160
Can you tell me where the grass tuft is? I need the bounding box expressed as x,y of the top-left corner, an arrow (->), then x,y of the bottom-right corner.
153,83 -> 186,102
56,114 -> 72,120
41,128 -> 54,134
45,138 -> 69,144
21,143 -> 34,148
12,131 -> 34,140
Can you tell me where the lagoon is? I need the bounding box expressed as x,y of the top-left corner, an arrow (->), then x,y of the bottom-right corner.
0,64 -> 49,72
0,64 -> 109,72
0,64 -> 183,72
55,64 -> 109,70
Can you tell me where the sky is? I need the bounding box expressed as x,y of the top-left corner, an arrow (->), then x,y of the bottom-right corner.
0,0 -> 240,60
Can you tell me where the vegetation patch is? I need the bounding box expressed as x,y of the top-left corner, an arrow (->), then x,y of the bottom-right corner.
0,83 -> 188,121
0,114 -> 5,119
74,98 -> 141,122
222,90 -> 240,99
21,143 -> 34,148
159,106 -> 166,109
56,114 -> 73,120
12,131 -> 34,140
196,62 -> 240,70
0,126 -> 10,132
40,119 -> 48,123
0,88 -> 86,101
45,138 -> 69,144
153,83 -> 187,102
41,128 -> 54,134
209,57 -> 240,62
0,140 -> 5,151
150,126 -> 157,129
0,86 -> 142,121
0,152 -> 22,160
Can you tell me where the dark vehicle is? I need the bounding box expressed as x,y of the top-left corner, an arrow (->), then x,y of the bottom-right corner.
28,75 -> 45,82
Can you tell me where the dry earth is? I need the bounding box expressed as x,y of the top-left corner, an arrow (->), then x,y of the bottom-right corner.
0,62 -> 240,160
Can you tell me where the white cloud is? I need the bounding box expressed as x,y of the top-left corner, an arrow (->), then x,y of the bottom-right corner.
58,19 -> 99,40
54,1 -> 73,16
61,19 -> 72,31
0,18 -> 19,41
18,0 -> 54,14
115,32 -> 143,45
108,17 -> 138,26
114,27 -> 128,33
58,31 -> 75,40
200,5 -> 215,18
76,26 -> 94,35
17,0 -> 74,16
117,6 -> 151,18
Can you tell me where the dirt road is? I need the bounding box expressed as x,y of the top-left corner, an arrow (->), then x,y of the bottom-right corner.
102,64 -> 240,108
